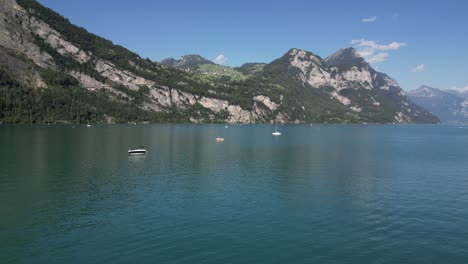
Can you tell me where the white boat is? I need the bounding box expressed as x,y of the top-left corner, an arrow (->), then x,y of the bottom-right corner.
128,147 -> 148,155
272,123 -> 282,136
86,124 -> 91,127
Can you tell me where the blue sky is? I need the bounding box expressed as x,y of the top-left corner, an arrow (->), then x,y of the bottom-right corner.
38,0 -> 467,91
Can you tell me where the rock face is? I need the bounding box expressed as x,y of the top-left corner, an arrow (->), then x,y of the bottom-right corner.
0,0 -> 278,123
0,0 -> 439,124
147,86 -> 267,123
0,47 -> 44,87
94,59 -> 155,90
263,48 -> 438,123
0,0 -> 55,69
408,86 -> 468,123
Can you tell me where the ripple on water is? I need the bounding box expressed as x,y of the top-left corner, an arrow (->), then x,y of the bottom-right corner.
1,124 -> 468,263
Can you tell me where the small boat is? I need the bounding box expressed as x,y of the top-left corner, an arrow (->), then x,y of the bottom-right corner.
86,124 -> 91,127
128,147 -> 148,155
215,137 -> 225,142
272,123 -> 282,136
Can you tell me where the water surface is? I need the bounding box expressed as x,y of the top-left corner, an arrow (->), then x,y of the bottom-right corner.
1,124 -> 467,263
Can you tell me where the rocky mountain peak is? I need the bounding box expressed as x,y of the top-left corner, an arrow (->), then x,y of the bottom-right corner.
325,47 -> 367,68
286,48 -> 324,65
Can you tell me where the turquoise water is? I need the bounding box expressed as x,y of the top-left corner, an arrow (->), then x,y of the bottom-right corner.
1,124 -> 468,263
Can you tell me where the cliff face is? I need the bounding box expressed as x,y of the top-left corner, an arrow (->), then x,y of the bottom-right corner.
261,48 -> 439,123
0,0 -> 439,124
1,0 -> 282,123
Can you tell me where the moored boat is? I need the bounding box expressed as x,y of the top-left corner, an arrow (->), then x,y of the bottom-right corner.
272,123 -> 282,136
128,147 -> 148,155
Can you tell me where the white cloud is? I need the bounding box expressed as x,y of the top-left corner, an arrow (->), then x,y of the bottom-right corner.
357,48 -> 375,57
214,54 -> 228,65
351,39 -> 406,51
350,39 -> 406,64
362,16 -> 377,23
451,86 -> 468,92
367,53 -> 389,63
412,64 -> 425,72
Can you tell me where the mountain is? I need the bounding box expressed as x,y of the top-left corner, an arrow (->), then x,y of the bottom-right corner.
257,48 -> 438,123
408,86 -> 468,123
325,47 -> 368,69
0,0 -> 439,124
160,55 -> 215,70
446,87 -> 468,100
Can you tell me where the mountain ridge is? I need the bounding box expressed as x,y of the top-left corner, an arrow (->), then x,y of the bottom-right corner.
0,0 -> 439,124
408,85 -> 468,123
160,54 -> 215,70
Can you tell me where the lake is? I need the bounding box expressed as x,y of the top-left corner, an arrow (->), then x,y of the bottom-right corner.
1,124 -> 468,263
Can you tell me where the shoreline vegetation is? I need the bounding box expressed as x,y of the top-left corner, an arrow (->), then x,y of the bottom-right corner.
0,85 -> 226,124
0,83 -> 439,125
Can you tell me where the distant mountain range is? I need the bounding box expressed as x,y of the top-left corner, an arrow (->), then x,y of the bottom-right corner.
408,86 -> 468,123
0,0 -> 439,124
